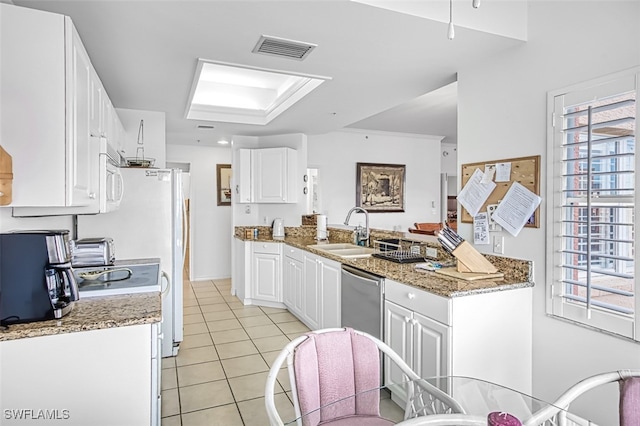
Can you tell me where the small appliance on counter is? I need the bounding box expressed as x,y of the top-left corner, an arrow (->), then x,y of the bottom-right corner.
0,230 -> 79,326
272,218 -> 285,238
71,237 -> 115,267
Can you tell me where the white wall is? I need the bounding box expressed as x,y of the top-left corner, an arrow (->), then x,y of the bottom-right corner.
117,108 -> 166,168
167,144 -> 231,281
307,130 -> 443,231
458,2 -> 640,424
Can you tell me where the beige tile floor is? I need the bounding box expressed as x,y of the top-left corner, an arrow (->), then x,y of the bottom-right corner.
160,277 -> 403,426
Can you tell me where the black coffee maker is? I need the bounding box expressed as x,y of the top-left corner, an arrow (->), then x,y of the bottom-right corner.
0,230 -> 80,326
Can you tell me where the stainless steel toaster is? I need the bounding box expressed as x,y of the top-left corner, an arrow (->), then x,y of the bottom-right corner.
71,238 -> 115,267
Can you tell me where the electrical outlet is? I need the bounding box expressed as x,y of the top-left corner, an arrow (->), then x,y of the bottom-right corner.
493,235 -> 504,254
410,246 -> 421,255
425,247 -> 438,259
245,205 -> 251,214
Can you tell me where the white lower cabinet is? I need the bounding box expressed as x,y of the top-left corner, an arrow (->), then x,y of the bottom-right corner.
234,239 -> 284,307
319,257 -> 341,328
302,251 -> 341,330
385,299 -> 449,401
303,254 -> 322,329
0,323 -> 161,425
283,245 -> 304,318
251,242 -> 282,304
384,278 -> 533,399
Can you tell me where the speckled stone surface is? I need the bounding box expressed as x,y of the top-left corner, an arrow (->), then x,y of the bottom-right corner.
0,292 -> 161,342
235,226 -> 533,298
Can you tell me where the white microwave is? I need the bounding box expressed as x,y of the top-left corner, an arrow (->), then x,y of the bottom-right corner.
101,155 -> 123,213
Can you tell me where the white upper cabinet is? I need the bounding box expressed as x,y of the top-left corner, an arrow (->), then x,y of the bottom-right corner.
66,21 -> 93,206
0,4 -> 123,208
236,147 -> 298,204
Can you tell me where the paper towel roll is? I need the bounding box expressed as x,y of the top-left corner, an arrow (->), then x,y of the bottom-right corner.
317,214 -> 328,240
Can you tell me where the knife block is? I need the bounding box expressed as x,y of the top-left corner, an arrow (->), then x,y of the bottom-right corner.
452,241 -> 498,274
0,145 -> 12,206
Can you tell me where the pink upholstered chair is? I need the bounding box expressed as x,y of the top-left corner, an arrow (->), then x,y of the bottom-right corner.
264,327 -> 464,426
523,370 -> 640,426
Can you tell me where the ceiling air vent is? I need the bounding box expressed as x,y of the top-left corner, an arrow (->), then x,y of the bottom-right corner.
252,35 -> 317,61
197,125 -> 215,130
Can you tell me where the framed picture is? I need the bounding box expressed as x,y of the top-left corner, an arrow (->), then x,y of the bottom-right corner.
216,164 -> 232,206
356,162 -> 406,212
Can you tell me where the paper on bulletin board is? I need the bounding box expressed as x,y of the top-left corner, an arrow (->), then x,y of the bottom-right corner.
457,168 -> 496,217
492,182 -> 542,236
473,212 -> 490,245
495,162 -> 512,182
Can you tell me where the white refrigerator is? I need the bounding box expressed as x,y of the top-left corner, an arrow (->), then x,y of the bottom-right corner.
78,168 -> 185,357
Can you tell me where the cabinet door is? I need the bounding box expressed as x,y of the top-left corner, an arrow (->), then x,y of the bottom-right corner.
252,148 -> 288,203
412,311 -> 450,390
89,70 -> 102,138
283,257 -> 303,317
252,253 -> 281,303
66,19 -> 93,206
233,239 -> 247,301
236,149 -> 252,203
319,259 -> 341,328
302,255 -> 321,330
384,300 -> 413,393
0,5 -> 66,206
0,324 -> 153,425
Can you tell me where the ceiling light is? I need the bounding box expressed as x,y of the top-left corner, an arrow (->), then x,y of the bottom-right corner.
185,60 -> 331,125
472,0 -> 481,8
217,139 -> 229,145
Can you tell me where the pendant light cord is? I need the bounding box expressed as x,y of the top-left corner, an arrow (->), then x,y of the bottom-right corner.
448,0 -> 455,40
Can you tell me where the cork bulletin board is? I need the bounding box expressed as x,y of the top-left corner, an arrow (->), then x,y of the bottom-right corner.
460,155 -> 541,227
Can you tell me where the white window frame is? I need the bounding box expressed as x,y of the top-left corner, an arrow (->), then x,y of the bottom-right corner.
546,67 -> 639,341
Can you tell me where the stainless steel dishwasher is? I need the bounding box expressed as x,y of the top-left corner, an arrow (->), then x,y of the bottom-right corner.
340,265 -> 384,339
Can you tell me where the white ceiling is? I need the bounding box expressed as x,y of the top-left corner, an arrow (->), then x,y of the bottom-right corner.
13,0 -> 523,146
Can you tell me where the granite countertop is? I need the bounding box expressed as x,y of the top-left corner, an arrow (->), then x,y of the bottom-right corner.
237,231 -> 534,298
0,292 -> 161,342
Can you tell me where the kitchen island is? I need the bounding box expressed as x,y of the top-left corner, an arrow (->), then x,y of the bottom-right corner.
0,293 -> 162,426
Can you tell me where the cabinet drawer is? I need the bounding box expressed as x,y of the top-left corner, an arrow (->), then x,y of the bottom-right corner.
252,242 -> 281,255
284,245 -> 304,262
385,279 -> 450,326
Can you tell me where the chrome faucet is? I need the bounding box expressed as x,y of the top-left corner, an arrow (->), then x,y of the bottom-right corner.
344,207 -> 369,246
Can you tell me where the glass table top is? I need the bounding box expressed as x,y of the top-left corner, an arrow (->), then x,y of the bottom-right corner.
283,376 -> 583,426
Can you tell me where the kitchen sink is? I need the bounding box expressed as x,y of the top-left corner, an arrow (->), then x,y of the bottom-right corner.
308,243 -> 375,258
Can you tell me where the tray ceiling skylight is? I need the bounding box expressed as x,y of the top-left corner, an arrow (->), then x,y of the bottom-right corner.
186,60 -> 330,125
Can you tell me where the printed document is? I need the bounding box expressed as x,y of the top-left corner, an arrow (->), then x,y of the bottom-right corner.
457,168 -> 496,217
492,182 -> 542,236
473,212 -> 490,245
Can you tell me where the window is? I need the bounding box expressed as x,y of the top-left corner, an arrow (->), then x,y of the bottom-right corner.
547,68 -> 638,340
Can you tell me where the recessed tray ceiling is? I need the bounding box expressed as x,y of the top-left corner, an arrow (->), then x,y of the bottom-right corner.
185,59 -> 331,125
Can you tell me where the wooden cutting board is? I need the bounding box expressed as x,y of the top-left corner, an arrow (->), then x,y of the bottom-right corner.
435,268 -> 504,281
